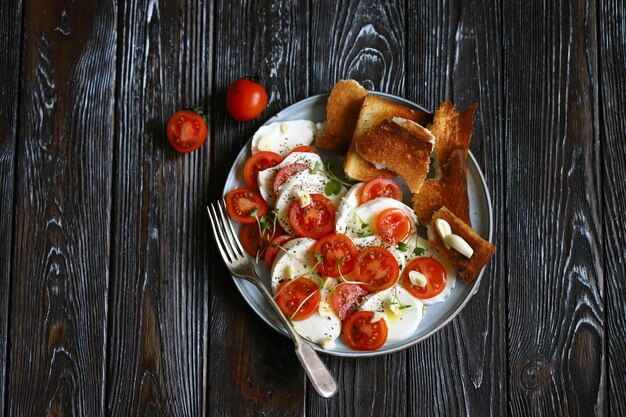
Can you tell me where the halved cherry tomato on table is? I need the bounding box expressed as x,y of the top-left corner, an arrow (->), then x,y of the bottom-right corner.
264,234 -> 292,268
273,163 -> 308,196
359,178 -> 403,204
289,145 -> 318,155
243,151 -> 282,189
401,257 -> 447,299
166,109 -> 208,153
225,77 -> 268,121
343,311 -> 388,351
225,188 -> 268,224
239,222 -> 285,258
330,284 -> 368,320
354,246 -> 399,292
312,233 -> 358,277
289,194 -> 336,239
376,208 -> 412,245
275,277 -> 321,321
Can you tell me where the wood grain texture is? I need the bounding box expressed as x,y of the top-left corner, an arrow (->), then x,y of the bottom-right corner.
7,0 -> 116,415
208,1 -> 310,416
406,0 -> 507,416
504,0 -> 605,416
0,1 -> 23,416
106,1 -> 211,416
599,1 -> 626,416
308,1 -> 409,416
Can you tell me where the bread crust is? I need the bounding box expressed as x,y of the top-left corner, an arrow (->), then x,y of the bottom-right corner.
428,206 -> 496,283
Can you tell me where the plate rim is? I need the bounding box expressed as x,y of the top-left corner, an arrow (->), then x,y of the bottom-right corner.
223,91 -> 494,358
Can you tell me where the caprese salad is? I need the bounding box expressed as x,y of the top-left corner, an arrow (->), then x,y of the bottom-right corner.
225,120 -> 456,351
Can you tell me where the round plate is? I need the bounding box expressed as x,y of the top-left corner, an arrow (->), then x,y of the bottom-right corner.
222,92 -> 493,357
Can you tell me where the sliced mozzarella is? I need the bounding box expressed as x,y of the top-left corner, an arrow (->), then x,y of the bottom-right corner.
337,197 -> 418,239
292,277 -> 341,349
274,170 -> 346,235
359,285 -> 424,342
251,120 -> 318,156
402,234 -> 456,305
335,183 -> 365,235
270,238 -> 317,292
257,152 -> 323,206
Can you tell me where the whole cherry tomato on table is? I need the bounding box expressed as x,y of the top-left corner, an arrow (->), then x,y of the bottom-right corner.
226,77 -> 268,121
166,108 -> 207,153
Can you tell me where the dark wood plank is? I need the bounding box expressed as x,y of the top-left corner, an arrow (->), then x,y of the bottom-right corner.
308,1 -> 409,416
6,0 -> 116,415
599,1 -> 626,416
208,1 -> 309,416
105,1 -> 211,416
406,0 -> 507,415
0,1 -> 23,416
504,0 -> 605,415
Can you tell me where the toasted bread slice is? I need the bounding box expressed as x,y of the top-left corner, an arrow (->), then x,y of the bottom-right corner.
344,95 -> 432,181
429,206 -> 495,283
355,118 -> 435,193
316,80 -> 368,153
412,148 -> 471,225
430,102 -> 478,167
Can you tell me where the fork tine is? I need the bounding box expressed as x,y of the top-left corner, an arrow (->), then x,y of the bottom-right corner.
207,204 -> 233,264
218,199 -> 245,258
210,203 -> 238,262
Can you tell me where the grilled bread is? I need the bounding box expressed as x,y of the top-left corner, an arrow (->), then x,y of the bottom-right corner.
430,102 -> 477,167
316,80 -> 368,154
412,148 -> 471,225
429,206 -> 495,283
344,95 -> 432,181
355,117 -> 435,193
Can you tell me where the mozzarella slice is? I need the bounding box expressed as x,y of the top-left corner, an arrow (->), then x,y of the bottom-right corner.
270,238 -> 317,292
402,234 -> 456,305
337,197 -> 418,240
251,120 -> 318,156
335,183 -> 365,235
359,286 -> 424,342
257,152 -> 323,206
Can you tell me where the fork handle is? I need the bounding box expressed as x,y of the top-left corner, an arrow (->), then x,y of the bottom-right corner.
255,280 -> 338,398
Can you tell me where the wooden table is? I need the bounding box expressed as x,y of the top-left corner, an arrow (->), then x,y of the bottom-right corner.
1,0 -> 624,416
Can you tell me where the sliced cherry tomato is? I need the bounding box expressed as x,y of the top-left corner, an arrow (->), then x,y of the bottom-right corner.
243,151 -> 282,189
225,78 -> 268,121
225,188 -> 268,224
312,233 -> 358,277
288,194 -> 336,239
360,178 -> 403,204
330,284 -> 368,320
343,311 -> 388,351
289,145 -> 318,155
166,109 -> 208,153
354,246 -> 399,292
275,277 -> 321,321
273,163 -> 308,196
239,222 -> 285,258
264,234 -> 292,268
402,257 -> 447,299
376,208 -> 412,245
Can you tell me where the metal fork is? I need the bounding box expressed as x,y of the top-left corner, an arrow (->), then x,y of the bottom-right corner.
207,200 -> 338,398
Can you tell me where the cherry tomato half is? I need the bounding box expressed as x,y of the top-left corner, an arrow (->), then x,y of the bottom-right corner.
166,109 -> 208,153
354,246 -> 399,292
243,151 -> 282,189
289,145 -> 318,155
239,222 -> 285,258
275,277 -> 321,321
264,234 -> 292,268
376,208 -> 412,245
343,311 -> 388,351
360,178 -> 403,204
312,233 -> 358,277
225,78 -> 268,121
401,257 -> 447,299
330,284 -> 369,320
225,188 -> 268,224
273,163 -> 308,196
288,194 -> 336,239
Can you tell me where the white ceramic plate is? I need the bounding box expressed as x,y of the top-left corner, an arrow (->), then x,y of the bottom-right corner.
222,92 -> 493,357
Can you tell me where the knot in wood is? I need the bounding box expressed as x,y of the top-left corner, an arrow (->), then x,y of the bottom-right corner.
520,356 -> 551,389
